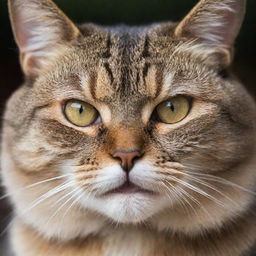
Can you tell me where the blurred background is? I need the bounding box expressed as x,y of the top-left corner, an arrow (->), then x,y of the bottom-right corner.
0,0 -> 255,241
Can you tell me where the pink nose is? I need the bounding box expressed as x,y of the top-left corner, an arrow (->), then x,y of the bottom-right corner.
111,150 -> 143,173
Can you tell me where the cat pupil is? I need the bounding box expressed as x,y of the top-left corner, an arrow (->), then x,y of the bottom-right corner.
79,105 -> 84,114
167,102 -> 175,112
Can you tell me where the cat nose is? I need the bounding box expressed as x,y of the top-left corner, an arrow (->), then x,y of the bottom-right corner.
111,150 -> 143,173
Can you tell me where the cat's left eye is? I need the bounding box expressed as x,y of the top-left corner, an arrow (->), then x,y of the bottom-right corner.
154,96 -> 190,124
64,100 -> 99,127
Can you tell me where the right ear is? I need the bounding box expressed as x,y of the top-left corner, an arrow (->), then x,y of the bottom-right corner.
173,0 -> 246,67
8,0 -> 81,77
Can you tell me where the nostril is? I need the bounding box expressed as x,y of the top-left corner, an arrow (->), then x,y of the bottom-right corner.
111,150 -> 143,173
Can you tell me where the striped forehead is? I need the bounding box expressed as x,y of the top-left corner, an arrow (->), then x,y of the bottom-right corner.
79,66 -> 167,104
79,30 -> 167,102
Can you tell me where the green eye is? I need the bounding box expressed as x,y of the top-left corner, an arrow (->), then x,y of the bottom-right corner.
156,96 -> 190,124
64,100 -> 99,127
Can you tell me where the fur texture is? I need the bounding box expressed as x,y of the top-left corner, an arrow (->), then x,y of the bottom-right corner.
1,0 -> 256,255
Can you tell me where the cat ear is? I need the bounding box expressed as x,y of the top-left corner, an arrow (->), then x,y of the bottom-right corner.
8,0 -> 81,77
174,0 -> 246,66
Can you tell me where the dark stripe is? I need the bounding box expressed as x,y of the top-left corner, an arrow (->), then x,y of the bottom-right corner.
154,66 -> 164,98
119,65 -> 130,93
104,62 -> 114,85
142,63 -> 150,83
89,72 -> 98,100
118,33 -> 131,93
142,35 -> 150,58
102,33 -> 112,59
136,70 -> 140,86
24,103 -> 51,129
39,119 -> 86,148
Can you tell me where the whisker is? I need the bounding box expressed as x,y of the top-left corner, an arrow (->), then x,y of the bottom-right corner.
184,171 -> 256,196
170,176 -> 226,208
161,180 -> 194,216
59,190 -> 84,227
164,179 -> 214,220
176,172 -> 241,208
162,181 -> 184,205
22,181 -> 74,214
196,180 -> 239,207
48,186 -> 78,210
0,174 -> 71,201
45,187 -> 81,227
57,190 -> 85,238
1,180 -> 74,237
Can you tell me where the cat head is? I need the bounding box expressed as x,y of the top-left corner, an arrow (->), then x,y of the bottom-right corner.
2,0 -> 256,241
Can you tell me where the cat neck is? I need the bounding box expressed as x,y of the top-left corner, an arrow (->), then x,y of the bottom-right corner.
11,209 -> 256,256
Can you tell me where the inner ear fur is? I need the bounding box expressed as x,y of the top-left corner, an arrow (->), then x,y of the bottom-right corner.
174,0 -> 246,67
8,0 -> 81,77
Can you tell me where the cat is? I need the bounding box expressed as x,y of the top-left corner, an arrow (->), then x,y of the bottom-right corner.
1,0 -> 256,255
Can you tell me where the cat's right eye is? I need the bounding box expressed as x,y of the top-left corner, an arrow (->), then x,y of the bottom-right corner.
64,100 -> 99,127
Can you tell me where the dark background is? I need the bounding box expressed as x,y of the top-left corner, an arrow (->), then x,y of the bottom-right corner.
1,0 -> 256,111
0,0 -> 255,237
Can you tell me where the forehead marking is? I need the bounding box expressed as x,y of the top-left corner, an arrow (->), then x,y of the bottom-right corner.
103,62 -> 114,85
79,74 -> 94,101
94,65 -> 115,100
160,73 -> 175,98
78,74 -> 112,124
144,65 -> 164,99
141,72 -> 175,124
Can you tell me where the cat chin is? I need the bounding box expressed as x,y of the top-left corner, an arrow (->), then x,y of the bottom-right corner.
81,192 -> 169,224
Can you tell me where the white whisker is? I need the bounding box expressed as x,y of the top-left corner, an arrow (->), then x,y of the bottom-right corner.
0,174 -> 71,201
170,176 -> 226,208
60,190 -> 84,225
184,170 -> 256,196
184,174 -> 240,207
1,180 -> 74,237
45,187 -> 81,227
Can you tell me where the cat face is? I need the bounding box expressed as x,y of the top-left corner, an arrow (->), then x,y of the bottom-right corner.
2,0 -> 256,240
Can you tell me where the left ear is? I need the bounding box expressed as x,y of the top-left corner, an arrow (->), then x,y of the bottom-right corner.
174,0 -> 246,66
8,0 -> 81,77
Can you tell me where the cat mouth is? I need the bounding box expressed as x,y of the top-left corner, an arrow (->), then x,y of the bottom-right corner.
105,181 -> 155,195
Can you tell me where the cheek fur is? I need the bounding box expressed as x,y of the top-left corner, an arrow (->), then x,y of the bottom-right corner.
152,112 -> 254,174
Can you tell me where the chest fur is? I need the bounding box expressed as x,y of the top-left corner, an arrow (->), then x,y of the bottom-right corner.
11,220 -> 256,256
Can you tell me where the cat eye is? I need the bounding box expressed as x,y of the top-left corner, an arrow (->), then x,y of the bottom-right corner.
64,100 -> 99,127
155,96 -> 190,124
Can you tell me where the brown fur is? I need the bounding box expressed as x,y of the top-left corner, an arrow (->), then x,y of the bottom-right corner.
1,0 -> 256,255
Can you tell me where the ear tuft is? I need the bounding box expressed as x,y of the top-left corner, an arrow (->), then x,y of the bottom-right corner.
8,0 -> 80,77
174,0 -> 246,63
